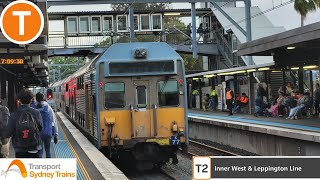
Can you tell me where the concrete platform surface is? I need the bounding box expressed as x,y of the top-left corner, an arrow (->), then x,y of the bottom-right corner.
189,109 -> 320,143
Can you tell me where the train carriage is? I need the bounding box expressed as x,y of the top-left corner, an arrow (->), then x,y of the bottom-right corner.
51,42 -> 188,168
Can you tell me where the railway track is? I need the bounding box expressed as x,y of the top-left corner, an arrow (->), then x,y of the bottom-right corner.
188,140 -> 240,156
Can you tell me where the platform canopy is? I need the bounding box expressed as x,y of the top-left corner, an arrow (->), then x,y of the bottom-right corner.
237,22 -> 320,67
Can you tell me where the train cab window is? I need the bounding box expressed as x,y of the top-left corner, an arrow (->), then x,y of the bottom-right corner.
158,80 -> 179,106
105,82 -> 125,108
136,86 -> 147,108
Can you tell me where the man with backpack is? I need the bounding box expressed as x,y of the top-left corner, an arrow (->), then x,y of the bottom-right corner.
0,101 -> 10,158
33,92 -> 58,158
1,89 -> 43,158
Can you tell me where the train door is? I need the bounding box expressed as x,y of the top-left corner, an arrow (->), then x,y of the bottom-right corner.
132,80 -> 152,138
74,87 -> 77,122
85,84 -> 94,135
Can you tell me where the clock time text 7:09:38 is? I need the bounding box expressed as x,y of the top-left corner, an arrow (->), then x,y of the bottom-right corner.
0,59 -> 24,64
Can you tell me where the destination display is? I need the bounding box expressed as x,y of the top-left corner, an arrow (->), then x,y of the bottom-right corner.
193,157 -> 320,179
0,58 -> 24,65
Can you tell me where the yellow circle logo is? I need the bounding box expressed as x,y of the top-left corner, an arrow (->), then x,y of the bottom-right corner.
0,1 -> 44,44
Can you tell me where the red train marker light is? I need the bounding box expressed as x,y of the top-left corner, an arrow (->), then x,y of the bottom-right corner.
99,82 -> 103,87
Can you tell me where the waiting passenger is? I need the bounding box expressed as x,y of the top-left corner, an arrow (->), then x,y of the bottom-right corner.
0,101 -> 10,158
314,83 -> 320,116
202,94 -> 210,110
233,93 -> 249,113
271,92 -> 285,117
209,88 -> 218,110
33,93 -> 58,158
226,88 -> 234,115
286,92 -> 310,120
1,89 -> 43,158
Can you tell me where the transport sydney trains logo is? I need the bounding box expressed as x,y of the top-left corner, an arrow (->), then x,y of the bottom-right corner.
0,159 -> 28,178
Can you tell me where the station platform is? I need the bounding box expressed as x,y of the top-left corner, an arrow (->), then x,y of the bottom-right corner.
188,109 -> 320,143
9,112 -> 128,180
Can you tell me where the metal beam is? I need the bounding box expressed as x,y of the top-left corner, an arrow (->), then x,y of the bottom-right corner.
129,5 -> 135,40
48,0 -> 243,6
191,2 -> 198,59
245,0 -> 253,65
210,1 -> 246,36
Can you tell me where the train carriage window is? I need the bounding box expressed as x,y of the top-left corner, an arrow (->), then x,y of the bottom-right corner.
158,80 -> 179,106
105,82 -> 125,108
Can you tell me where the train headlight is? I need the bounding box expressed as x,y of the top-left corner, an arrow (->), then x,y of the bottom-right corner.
134,48 -> 147,59
171,121 -> 178,132
178,127 -> 185,137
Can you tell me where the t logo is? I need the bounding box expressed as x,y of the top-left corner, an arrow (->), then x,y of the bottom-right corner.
22,130 -> 29,139
0,1 -> 44,44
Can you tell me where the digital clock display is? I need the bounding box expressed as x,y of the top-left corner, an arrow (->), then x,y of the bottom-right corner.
0,59 -> 24,65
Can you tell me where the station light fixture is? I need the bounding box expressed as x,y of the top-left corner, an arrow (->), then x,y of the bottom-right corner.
291,67 -> 299,70
287,46 -> 296,50
303,65 -> 318,69
164,12 -> 181,16
247,69 -> 256,72
232,70 -> 246,74
272,70 -> 282,73
258,67 -> 270,71
192,78 -> 200,80
203,75 -> 215,78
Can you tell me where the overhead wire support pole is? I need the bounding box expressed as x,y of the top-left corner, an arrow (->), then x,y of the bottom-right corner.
129,5 -> 135,40
191,2 -> 198,59
245,0 -> 253,65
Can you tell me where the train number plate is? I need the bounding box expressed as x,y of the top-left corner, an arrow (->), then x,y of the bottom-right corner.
170,136 -> 180,145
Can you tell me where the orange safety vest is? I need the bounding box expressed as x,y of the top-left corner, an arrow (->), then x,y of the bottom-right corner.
240,96 -> 249,103
226,90 -> 232,100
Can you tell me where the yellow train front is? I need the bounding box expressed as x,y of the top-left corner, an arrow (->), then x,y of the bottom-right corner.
95,42 -> 188,168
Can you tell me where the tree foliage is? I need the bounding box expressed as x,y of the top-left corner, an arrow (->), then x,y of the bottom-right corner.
48,57 -> 86,83
293,0 -> 320,26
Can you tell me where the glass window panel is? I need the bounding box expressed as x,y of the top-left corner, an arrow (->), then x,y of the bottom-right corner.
158,80 -> 179,106
141,15 -> 150,30
105,82 -> 125,108
136,86 -> 146,108
91,17 -> 101,32
103,16 -> 113,31
68,17 -> 77,32
152,15 -> 161,30
117,16 -> 127,31
134,16 -> 139,30
79,17 -> 89,32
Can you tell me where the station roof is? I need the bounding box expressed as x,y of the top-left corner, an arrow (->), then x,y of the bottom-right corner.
186,62 -> 275,78
237,22 -> 320,67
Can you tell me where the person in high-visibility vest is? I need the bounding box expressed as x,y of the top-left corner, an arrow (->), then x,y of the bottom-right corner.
226,88 -> 234,115
209,88 -> 217,110
234,93 -> 249,113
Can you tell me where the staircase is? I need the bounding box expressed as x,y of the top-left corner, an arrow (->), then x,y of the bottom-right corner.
212,29 -> 246,68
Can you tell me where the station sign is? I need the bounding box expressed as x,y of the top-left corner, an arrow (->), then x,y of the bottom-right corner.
0,1 -> 44,44
0,58 -> 24,65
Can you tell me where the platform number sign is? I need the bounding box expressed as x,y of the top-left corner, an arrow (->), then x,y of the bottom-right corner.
193,156 -> 211,180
